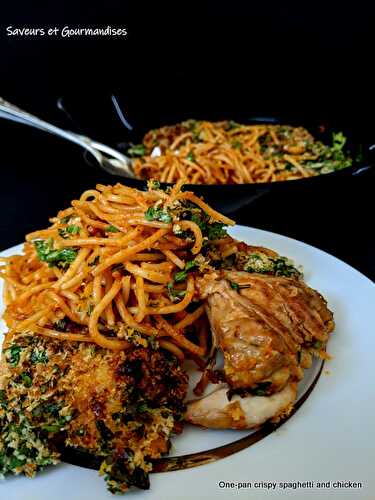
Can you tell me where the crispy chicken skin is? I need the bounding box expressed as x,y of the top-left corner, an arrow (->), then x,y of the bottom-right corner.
197,270 -> 334,391
186,245 -> 334,430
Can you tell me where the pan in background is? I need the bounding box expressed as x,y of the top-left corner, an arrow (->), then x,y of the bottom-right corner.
58,99 -> 375,214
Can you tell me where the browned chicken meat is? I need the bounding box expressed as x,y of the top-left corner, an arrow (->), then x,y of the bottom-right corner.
186,245 -> 334,429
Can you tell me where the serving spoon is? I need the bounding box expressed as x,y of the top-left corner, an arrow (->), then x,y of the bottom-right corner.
0,97 -> 135,178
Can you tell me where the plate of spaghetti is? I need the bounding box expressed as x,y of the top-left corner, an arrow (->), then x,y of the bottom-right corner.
1,181 -> 374,499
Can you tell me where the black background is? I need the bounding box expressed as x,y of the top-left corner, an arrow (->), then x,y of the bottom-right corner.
0,2 -> 374,280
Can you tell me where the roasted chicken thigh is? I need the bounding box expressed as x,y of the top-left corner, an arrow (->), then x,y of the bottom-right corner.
186,246 -> 334,429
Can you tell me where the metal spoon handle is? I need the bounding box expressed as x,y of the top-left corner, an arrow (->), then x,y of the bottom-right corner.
0,97 -> 134,177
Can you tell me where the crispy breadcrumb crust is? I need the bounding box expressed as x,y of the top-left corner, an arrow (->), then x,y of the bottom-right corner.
0,333 -> 188,493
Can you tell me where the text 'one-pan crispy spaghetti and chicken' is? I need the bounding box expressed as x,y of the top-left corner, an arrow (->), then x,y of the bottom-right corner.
0,179 -> 334,493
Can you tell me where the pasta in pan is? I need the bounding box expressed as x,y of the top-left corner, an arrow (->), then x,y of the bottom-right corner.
130,120 -> 352,184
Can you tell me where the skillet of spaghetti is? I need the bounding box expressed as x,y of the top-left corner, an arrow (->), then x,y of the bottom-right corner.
128,121 -> 353,184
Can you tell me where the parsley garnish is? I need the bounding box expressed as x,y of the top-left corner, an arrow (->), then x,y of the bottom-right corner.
230,281 -> 251,291
34,239 -> 77,268
58,224 -> 80,238
167,282 -> 187,300
207,222 -> 227,240
232,140 -> 242,149
20,372 -> 33,388
105,225 -> 120,233
30,349 -> 49,364
6,345 -> 22,367
190,213 -> 227,240
186,151 -> 196,162
127,144 -> 146,157
144,207 -> 172,224
174,260 -> 197,282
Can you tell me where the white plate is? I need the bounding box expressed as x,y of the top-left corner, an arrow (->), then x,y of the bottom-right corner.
1,225 -> 375,500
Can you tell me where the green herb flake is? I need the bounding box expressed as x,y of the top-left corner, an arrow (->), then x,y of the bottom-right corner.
144,207 -> 172,224
190,213 -> 207,231
127,144 -> 146,157
6,345 -> 22,367
58,224 -> 80,239
207,222 -> 227,240
20,372 -> 33,388
186,151 -> 196,162
231,140 -> 242,149
30,349 -> 49,365
174,260 -> 197,282
105,225 -> 120,233
167,281 -> 187,300
34,240 -> 77,268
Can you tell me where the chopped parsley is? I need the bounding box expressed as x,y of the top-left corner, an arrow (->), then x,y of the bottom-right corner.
229,281 -> 251,291
167,282 -> 187,300
144,207 -> 172,224
174,260 -> 197,282
30,349 -> 49,365
5,345 -> 22,367
58,224 -> 80,238
127,144 -> 146,157
207,222 -> 227,240
20,372 -> 33,388
34,239 -> 77,268
105,225 -> 120,233
186,151 -> 196,162
242,253 -> 299,277
272,257 -> 299,277
189,213 -> 227,240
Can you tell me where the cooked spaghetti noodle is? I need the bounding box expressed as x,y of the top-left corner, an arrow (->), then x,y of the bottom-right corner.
0,181 -> 235,362
130,121 -> 352,184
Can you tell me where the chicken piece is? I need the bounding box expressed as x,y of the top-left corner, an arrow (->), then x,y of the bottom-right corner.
186,383 -> 297,430
186,264 -> 334,429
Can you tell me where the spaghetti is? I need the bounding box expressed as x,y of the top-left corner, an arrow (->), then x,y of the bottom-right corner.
130,121 -> 352,184
0,181 -> 235,362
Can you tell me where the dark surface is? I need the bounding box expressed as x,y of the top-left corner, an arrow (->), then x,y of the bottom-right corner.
0,2 -> 374,281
